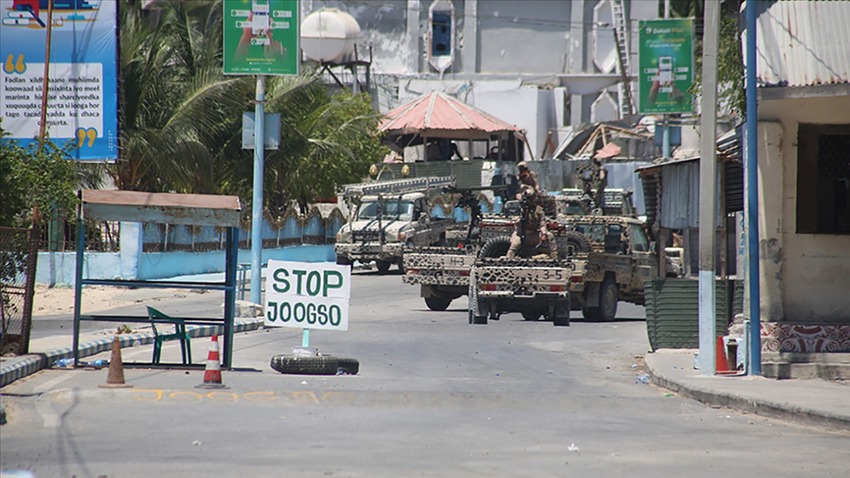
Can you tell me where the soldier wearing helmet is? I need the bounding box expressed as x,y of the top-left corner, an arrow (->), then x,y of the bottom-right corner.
517,161 -> 540,194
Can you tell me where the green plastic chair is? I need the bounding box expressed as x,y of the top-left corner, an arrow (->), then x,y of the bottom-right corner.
147,306 -> 192,365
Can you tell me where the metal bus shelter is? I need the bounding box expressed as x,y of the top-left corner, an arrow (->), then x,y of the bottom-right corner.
72,190 -> 241,368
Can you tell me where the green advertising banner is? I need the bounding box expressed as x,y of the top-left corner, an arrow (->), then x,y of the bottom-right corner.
638,18 -> 694,114
223,0 -> 299,76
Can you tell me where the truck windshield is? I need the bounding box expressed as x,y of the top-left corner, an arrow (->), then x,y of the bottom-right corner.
357,200 -> 415,221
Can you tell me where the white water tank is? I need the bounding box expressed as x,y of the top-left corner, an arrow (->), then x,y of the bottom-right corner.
301,8 -> 361,64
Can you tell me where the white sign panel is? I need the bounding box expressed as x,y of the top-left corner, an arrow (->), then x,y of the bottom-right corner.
264,260 -> 351,331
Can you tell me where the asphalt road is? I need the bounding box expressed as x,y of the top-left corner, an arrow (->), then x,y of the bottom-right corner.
2,271 -> 848,477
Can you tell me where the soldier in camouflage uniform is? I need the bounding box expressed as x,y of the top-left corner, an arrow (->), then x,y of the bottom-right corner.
517,161 -> 540,193
506,186 -> 558,259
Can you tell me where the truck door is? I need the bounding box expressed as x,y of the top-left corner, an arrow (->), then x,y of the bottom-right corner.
630,224 -> 655,284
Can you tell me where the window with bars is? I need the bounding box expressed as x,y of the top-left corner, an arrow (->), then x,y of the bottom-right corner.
797,124 -> 850,235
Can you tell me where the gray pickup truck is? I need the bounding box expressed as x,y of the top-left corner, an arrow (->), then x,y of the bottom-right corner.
334,177 -> 456,274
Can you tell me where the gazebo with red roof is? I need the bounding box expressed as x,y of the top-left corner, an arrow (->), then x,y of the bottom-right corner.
379,91 -> 529,162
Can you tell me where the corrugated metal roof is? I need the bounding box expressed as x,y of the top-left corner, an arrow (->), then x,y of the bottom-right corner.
380,91 -> 525,140
753,0 -> 850,88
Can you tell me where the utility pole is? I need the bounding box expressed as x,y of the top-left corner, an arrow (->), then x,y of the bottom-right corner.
250,76 -> 266,305
745,0 -> 762,375
37,0 -> 54,152
698,0 -> 721,375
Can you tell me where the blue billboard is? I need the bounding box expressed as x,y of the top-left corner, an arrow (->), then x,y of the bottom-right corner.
0,0 -> 118,160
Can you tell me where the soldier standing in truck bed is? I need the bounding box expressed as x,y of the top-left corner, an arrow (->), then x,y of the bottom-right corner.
517,161 -> 541,193
506,186 -> 558,260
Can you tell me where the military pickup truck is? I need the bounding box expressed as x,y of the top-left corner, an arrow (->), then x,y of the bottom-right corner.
402,189 -> 632,315
401,185 -> 507,310
334,176 -> 457,274
466,189 -> 582,326
562,215 -> 660,321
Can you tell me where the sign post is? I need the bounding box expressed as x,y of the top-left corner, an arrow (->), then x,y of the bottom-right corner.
264,260 -> 352,348
223,0 -> 299,306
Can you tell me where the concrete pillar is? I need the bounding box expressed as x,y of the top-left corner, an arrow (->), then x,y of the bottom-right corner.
119,222 -> 143,280
757,121 -> 785,323
569,0 -> 589,126
407,0 -> 422,73
463,0 -> 478,73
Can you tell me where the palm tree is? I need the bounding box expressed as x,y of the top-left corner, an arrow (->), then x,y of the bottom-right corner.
265,74 -> 387,214
115,0 -> 251,193
115,1 -> 387,215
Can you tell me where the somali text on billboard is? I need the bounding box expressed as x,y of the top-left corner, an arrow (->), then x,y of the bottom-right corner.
0,0 -> 118,160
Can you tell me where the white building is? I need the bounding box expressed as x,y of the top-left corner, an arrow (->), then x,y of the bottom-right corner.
300,0 -> 659,161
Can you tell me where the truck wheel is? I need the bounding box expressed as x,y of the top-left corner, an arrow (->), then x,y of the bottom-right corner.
521,310 -> 541,321
598,277 -> 618,321
581,306 -> 601,321
470,298 -> 489,325
551,300 -> 570,327
336,256 -> 352,267
375,260 -> 391,274
469,309 -> 488,325
479,236 -> 512,258
425,296 -> 452,311
564,231 -> 591,257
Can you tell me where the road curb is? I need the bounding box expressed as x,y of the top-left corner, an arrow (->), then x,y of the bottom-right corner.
0,318 -> 264,388
647,358 -> 850,432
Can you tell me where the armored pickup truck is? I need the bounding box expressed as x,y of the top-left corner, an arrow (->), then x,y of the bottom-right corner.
562,215 -> 660,321
334,177 -> 456,274
466,189 -> 586,326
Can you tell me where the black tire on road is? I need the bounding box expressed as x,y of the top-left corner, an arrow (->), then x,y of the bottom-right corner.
336,357 -> 360,375
375,260 -> 391,274
597,276 -> 618,321
425,296 -> 452,311
270,355 -> 340,375
479,236 -> 512,259
521,310 -> 541,321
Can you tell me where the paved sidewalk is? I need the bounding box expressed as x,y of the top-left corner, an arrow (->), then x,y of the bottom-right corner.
645,349 -> 850,431
1,317 -> 265,388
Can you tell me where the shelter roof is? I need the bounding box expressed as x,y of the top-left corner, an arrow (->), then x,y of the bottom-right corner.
379,91 -> 525,141
80,190 -> 241,227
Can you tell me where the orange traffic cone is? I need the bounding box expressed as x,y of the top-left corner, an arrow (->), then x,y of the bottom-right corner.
100,336 -> 133,388
196,334 -> 227,389
716,336 -> 736,374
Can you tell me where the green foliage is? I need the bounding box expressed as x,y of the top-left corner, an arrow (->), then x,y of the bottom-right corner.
115,0 -> 252,193
264,77 -> 388,214
116,0 -> 387,216
666,0 -> 746,118
0,125 -> 79,228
